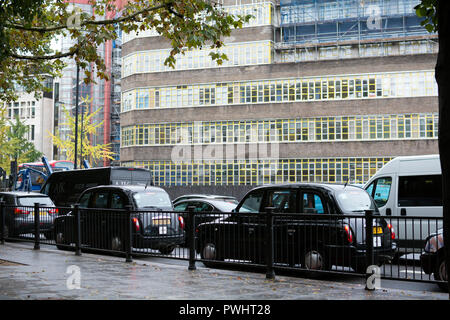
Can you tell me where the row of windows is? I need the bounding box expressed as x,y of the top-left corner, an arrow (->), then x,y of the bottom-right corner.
122,2 -> 274,43
280,0 -> 420,25
122,41 -> 273,77
278,40 -> 438,63
121,113 -> 438,147
123,157 -> 392,186
3,100 -> 36,120
121,70 -> 437,112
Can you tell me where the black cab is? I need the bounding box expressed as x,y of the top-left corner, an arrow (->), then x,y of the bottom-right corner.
53,185 -> 184,254
196,183 -> 397,272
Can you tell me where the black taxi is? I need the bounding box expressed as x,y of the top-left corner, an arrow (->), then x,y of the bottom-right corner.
195,183 -> 397,273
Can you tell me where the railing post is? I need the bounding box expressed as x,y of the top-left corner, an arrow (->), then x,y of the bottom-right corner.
125,205 -> 133,263
34,202 -> 40,250
187,205 -> 197,271
0,201 -> 5,244
365,209 -> 375,290
265,207 -> 275,280
74,204 -> 81,256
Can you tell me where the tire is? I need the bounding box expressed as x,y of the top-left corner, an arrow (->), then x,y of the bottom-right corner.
2,225 -> 9,239
55,232 -> 71,251
110,235 -> 125,252
434,255 -> 449,292
159,245 -> 175,255
301,248 -> 329,276
201,242 -> 221,268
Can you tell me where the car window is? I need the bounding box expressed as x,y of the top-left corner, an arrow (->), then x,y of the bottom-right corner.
18,196 -> 54,207
174,202 -> 189,211
133,190 -> 172,209
111,192 -> 127,209
302,193 -> 325,214
366,177 -> 392,207
91,191 -> 109,209
78,192 -> 91,208
237,191 -> 263,213
191,202 -> 212,212
267,190 -> 296,213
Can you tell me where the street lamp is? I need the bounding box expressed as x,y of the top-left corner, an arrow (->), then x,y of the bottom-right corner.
74,63 -> 80,169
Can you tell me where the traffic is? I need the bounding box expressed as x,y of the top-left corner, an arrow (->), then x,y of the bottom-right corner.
0,155 -> 447,291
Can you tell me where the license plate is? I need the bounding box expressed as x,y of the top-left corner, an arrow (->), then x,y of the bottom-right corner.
373,226 -> 383,234
159,226 -> 168,235
153,218 -> 170,226
374,236 -> 382,247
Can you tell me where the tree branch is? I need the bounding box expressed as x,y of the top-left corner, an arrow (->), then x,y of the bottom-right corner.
4,2 -> 171,33
9,47 -> 79,60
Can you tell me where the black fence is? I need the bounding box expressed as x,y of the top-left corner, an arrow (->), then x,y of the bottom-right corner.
0,201 -> 446,290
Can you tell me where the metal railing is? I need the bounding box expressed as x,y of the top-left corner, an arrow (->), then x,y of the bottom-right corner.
0,201 -> 446,290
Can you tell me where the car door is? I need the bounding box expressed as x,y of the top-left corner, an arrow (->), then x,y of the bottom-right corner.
265,189 -> 298,264
86,189 -> 110,248
232,190 -> 265,262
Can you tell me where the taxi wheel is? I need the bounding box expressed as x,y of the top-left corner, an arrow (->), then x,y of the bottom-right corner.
302,248 -> 329,272
435,256 -> 448,292
110,235 -> 125,252
201,242 -> 221,267
159,245 -> 175,255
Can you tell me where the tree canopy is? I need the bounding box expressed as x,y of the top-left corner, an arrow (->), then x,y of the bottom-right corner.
0,0 -> 251,102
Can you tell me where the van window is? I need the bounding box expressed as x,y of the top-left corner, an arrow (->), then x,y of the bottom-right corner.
398,175 -> 442,207
366,177 -> 392,207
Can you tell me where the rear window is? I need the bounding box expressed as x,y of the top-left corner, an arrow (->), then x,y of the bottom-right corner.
18,197 -> 54,207
335,188 -> 375,213
133,191 -> 171,208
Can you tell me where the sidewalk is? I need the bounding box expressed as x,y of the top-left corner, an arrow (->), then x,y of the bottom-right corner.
0,242 -> 448,300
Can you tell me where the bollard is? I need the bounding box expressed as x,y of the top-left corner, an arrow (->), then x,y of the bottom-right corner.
125,205 -> 133,263
187,205 -> 197,271
74,204 -> 81,256
34,203 -> 40,250
365,209 -> 375,290
0,201 -> 5,244
265,207 -> 276,280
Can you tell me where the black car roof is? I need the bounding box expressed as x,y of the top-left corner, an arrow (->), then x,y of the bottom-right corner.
82,185 -> 165,193
249,183 -> 361,193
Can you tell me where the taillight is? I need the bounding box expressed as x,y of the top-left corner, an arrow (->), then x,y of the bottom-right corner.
178,216 -> 185,229
49,208 -> 59,215
344,225 -> 353,244
387,223 -> 395,240
132,217 -> 140,232
14,208 -> 31,215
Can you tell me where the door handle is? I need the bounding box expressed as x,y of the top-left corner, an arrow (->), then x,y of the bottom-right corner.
385,208 -> 391,216
401,208 -> 407,216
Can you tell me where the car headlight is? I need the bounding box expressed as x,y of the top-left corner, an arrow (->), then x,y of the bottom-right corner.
424,233 -> 444,253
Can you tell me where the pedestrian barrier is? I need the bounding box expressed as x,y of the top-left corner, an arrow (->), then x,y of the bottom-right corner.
0,201 -> 446,290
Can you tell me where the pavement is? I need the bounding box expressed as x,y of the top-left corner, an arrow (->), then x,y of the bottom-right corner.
0,241 -> 448,302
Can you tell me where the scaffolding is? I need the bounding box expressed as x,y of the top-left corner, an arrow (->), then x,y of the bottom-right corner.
279,0 -> 430,45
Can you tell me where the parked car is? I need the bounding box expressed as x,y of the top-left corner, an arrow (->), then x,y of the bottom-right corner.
0,191 -> 57,239
173,194 -> 239,205
53,185 -> 184,254
420,229 -> 447,291
196,183 -> 397,272
364,154 -> 442,254
174,198 -> 238,245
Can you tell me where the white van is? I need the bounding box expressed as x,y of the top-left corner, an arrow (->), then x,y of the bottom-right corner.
363,154 -> 443,254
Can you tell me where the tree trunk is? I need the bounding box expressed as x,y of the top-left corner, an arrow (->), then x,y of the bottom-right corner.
436,0 -> 450,295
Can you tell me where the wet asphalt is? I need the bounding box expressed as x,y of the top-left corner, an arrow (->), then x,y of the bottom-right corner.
0,242 -> 448,302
